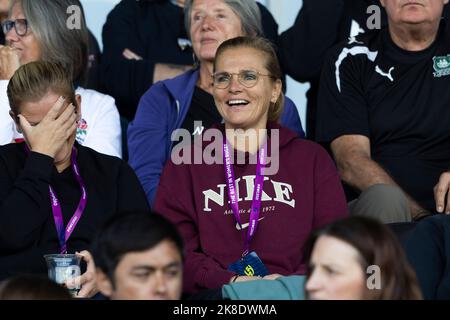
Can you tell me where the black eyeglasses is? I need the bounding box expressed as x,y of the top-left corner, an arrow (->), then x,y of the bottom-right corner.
212,70 -> 274,89
2,19 -> 28,37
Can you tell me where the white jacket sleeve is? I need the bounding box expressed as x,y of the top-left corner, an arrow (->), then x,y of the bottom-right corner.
0,80 -> 16,145
76,87 -> 122,158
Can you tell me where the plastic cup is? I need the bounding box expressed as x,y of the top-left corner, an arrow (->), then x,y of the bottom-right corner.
44,254 -> 81,296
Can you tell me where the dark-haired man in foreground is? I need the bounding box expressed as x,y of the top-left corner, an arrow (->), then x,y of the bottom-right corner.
91,211 -> 183,300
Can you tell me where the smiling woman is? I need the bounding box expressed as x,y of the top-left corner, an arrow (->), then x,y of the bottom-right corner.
153,36 -> 348,296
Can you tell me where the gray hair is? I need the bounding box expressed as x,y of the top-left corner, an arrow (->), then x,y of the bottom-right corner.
184,0 -> 263,39
11,0 -> 89,84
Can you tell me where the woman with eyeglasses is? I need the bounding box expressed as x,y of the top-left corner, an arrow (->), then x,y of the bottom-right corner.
0,0 -> 122,158
128,0 -> 304,207
153,36 -> 348,296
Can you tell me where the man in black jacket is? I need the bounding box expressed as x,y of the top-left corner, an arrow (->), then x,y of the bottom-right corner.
279,0 -> 387,140
315,0 -> 450,223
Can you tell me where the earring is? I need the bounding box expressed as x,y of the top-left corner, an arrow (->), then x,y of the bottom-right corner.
192,53 -> 199,69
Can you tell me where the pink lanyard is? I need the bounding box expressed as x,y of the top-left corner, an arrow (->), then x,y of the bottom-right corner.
25,146 -> 87,254
223,139 -> 266,255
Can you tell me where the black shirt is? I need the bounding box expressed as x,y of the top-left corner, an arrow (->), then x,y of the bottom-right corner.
316,22 -> 450,211
180,86 -> 222,137
101,0 -> 193,119
279,0 -> 387,140
0,143 -> 149,279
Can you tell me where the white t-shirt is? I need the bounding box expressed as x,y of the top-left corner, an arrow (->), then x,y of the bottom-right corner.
0,81 -> 122,158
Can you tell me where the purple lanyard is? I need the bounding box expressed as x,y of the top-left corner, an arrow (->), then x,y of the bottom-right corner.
223,139 -> 266,255
25,146 -> 88,254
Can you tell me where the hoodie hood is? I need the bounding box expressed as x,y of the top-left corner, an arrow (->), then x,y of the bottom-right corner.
191,122 -> 300,169
208,122 -> 300,149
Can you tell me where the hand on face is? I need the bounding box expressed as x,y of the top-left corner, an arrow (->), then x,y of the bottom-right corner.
190,0 -> 244,63
0,45 -> 20,80
19,96 -> 78,159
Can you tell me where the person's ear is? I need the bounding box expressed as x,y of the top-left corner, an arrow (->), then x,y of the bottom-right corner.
270,79 -> 282,104
95,269 -> 114,298
9,110 -> 22,133
75,94 -> 81,120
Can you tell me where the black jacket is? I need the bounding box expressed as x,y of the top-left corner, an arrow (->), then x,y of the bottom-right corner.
279,0 -> 387,140
0,143 -> 149,279
100,0 -> 280,120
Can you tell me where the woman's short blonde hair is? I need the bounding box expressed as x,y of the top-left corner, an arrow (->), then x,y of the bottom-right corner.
7,61 -> 76,115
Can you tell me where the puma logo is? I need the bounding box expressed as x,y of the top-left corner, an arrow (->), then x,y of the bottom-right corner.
375,65 -> 395,82
235,217 -> 265,230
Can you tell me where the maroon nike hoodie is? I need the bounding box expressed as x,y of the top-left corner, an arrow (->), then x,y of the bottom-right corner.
154,123 -> 348,294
